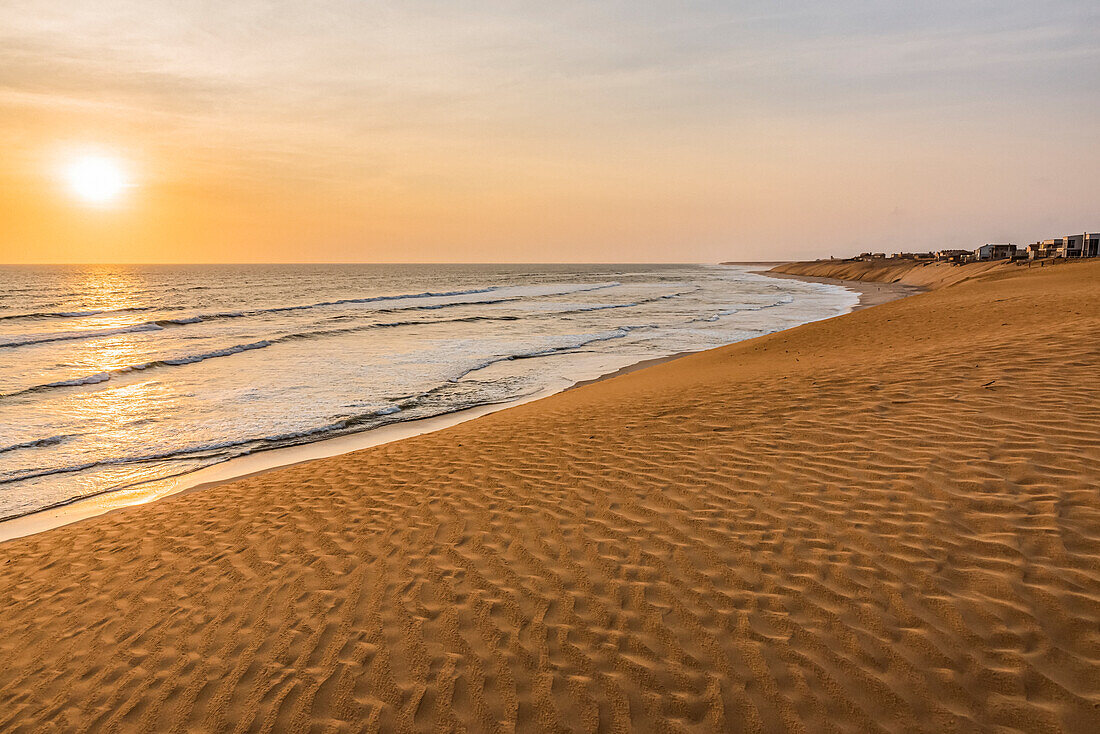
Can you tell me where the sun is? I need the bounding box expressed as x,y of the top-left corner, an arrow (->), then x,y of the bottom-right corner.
63,155 -> 130,205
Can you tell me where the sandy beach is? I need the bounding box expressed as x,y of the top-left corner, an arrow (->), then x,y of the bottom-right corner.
1,259 -> 1098,731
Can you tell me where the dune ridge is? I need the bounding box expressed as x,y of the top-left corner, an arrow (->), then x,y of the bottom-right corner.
1,261 -> 1098,732
768,258 -> 1023,290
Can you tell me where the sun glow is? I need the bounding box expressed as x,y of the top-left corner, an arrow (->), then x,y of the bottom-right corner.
63,155 -> 129,205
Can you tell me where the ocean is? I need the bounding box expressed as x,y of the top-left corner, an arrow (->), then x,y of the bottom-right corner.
0,263 -> 857,521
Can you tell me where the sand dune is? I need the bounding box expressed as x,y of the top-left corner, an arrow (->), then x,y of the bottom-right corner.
1,261 -> 1098,732
769,258 -> 1020,289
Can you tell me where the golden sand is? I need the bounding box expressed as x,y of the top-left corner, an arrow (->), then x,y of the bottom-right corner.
770,258 -> 1016,289
1,261 -> 1098,732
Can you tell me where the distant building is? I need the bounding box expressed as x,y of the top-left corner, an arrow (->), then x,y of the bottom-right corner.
975,244 -> 1017,261
1032,239 -> 1061,259
934,249 -> 971,262
1027,233 -> 1099,259
1065,232 -> 1100,257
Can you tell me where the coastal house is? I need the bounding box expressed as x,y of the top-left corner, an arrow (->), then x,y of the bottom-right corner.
1065,232 -> 1100,257
935,249 -> 972,262
1027,233 -> 1100,259
975,244 -> 1016,261
1030,239 -> 1062,259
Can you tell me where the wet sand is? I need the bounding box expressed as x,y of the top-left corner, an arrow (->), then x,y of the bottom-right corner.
763,271 -> 924,309
1,259 -> 1098,731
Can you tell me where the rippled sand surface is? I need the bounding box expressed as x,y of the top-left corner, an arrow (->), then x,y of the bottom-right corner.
1,261 -> 1097,732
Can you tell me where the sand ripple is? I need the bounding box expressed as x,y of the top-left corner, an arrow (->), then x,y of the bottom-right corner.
1,261 -> 1098,732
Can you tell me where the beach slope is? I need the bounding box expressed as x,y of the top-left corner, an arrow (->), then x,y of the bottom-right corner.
769,258 -> 1016,289
1,261 -> 1098,732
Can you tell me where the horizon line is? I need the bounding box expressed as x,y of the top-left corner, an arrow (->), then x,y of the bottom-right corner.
0,260 -> 783,267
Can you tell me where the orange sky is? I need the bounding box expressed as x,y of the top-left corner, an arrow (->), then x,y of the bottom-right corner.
1,2 -> 1097,263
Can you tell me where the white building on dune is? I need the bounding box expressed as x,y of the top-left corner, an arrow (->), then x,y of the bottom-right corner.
1027,233 -> 1100,259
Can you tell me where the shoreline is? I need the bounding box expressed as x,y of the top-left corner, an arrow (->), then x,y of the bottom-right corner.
0,386 -> 566,543
761,270 -> 926,308
567,274 -> 917,392
0,268 -> 915,543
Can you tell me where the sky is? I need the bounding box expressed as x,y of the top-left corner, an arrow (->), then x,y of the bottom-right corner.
1,1 -> 1097,264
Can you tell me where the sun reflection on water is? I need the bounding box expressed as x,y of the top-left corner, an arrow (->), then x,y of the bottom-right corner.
70,378 -> 174,442
69,333 -> 152,374
65,266 -> 150,328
